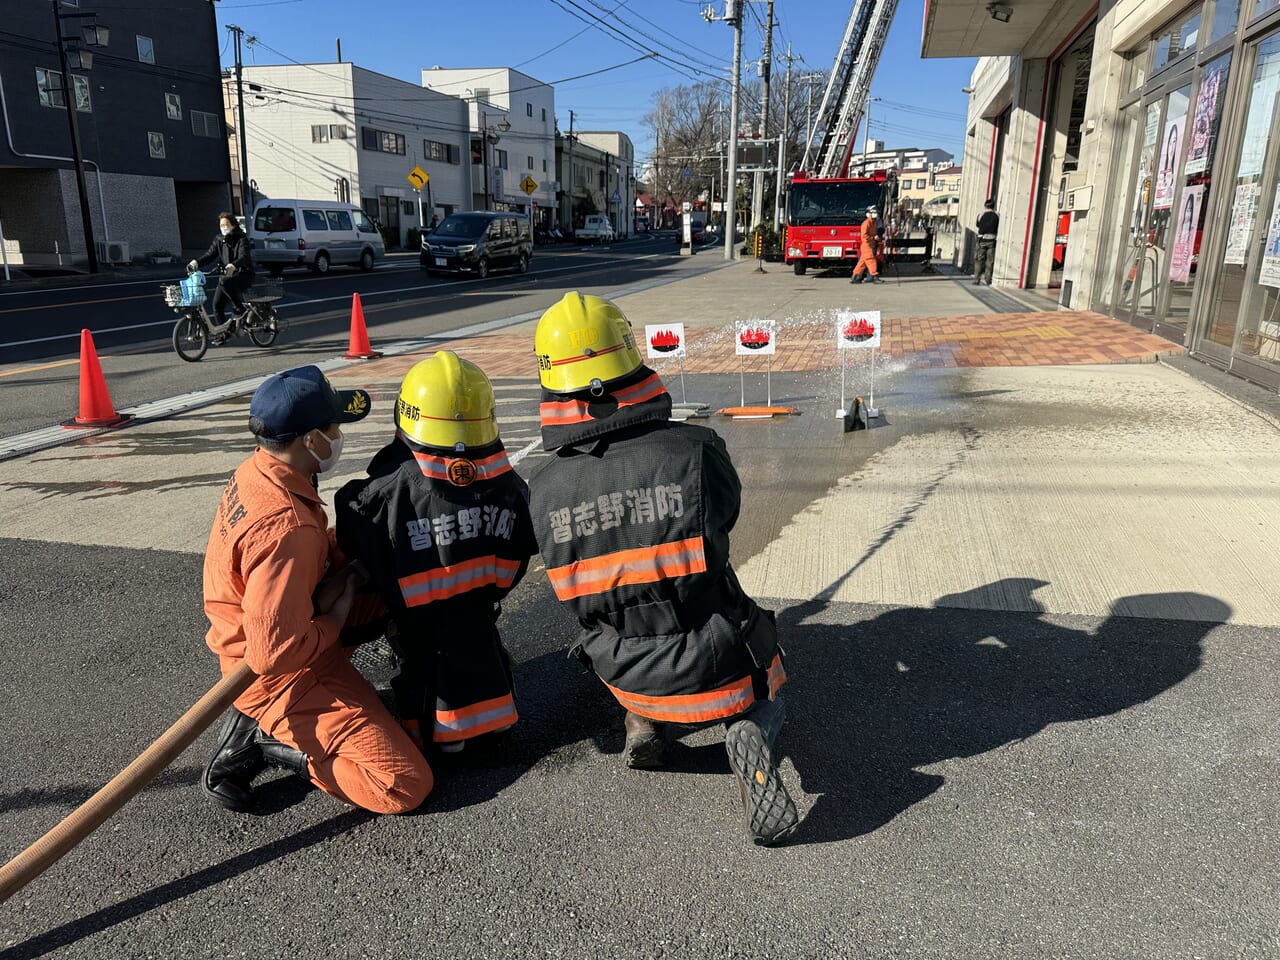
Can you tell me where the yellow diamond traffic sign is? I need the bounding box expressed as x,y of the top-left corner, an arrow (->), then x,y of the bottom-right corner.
407,166 -> 429,190
519,175 -> 538,196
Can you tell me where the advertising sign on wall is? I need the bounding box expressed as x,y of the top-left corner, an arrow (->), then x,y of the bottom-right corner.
1224,183 -> 1259,266
1154,113 -> 1186,211
1170,185 -> 1204,283
1258,183 -> 1280,289
1185,57 -> 1229,176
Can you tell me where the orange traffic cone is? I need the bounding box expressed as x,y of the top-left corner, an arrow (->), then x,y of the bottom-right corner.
344,292 -> 382,360
63,329 -> 130,429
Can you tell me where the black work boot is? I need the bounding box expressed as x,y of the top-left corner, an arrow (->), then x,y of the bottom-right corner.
724,698 -> 799,846
621,711 -> 665,769
202,707 -> 266,812
256,732 -> 311,781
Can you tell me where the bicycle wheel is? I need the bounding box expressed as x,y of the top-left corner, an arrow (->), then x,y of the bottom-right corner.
248,305 -> 278,347
172,314 -> 209,362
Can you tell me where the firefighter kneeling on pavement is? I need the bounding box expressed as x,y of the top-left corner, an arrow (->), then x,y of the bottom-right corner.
201,366 -> 432,815
528,292 -> 801,845
334,352 -> 536,756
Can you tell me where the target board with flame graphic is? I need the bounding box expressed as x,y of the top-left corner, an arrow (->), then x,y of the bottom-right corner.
644,323 -> 687,359
836,310 -> 881,349
734,320 -> 776,356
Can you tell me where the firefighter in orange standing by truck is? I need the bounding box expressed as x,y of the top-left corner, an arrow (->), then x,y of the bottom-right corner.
201,365 -> 433,815
850,206 -> 883,284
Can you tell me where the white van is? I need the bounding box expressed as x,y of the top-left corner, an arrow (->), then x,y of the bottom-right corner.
249,199 -> 385,275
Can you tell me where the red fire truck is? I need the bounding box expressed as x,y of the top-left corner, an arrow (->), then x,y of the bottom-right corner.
784,170 -> 895,275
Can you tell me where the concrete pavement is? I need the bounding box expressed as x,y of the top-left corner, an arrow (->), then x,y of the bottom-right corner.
0,259 -> 1276,958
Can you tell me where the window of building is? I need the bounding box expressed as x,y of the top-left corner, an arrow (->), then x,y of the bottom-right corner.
541,107 -> 547,122
330,124 -> 348,139
528,155 -> 534,169
362,126 -> 405,154
470,137 -> 482,164
191,110 -> 219,138
495,148 -> 508,169
1210,0 -> 1242,42
1153,8 -> 1203,71
312,124 -> 329,143
137,35 -> 154,64
165,91 -> 181,120
543,158 -> 547,172
916,178 -> 926,189
402,200 -> 415,216
1253,0 -> 1280,19
148,131 -> 165,159
1062,36 -> 1095,173
526,102 -> 533,117
474,87 -> 490,103
35,69 -> 78,110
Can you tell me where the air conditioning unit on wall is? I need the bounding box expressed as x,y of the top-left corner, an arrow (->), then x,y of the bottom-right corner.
95,240 -> 130,264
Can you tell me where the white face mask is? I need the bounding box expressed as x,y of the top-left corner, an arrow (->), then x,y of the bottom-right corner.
220,224 -> 233,236
307,429 -> 344,474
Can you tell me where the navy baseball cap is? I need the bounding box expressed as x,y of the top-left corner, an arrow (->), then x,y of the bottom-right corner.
248,365 -> 371,442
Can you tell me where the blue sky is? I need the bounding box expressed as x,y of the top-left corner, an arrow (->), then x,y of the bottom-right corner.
214,0 -> 976,167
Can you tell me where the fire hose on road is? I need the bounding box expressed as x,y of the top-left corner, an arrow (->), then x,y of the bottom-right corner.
0,662 -> 255,904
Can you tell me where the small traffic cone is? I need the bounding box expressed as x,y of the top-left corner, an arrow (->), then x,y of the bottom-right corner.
343,292 -> 382,360
63,329 -> 131,429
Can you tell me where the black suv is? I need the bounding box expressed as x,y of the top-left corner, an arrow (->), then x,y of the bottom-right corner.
420,211 -> 533,279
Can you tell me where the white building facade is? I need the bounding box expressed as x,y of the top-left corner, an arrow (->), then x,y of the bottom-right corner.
421,67 -> 557,225
927,0 -> 1280,391
238,63 -> 470,248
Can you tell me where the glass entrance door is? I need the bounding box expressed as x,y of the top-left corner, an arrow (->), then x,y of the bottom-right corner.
1115,101 -> 1164,328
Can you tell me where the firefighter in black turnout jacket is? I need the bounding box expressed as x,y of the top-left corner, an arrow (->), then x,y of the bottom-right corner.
336,351 -> 536,754
528,292 -> 800,845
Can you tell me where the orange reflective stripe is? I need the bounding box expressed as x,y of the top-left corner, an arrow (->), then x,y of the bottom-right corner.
766,654 -> 787,697
433,693 -> 517,742
539,372 -> 667,427
399,555 -> 522,606
405,440 -> 512,481
603,674 -> 754,723
546,536 -> 706,601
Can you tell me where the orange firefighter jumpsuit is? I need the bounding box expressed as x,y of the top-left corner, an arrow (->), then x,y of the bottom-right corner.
204,448 -> 432,814
851,216 -> 880,280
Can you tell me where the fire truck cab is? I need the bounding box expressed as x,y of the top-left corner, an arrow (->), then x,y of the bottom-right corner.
784,171 -> 895,275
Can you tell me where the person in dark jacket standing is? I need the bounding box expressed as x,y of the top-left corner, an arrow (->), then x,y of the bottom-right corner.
527,291 -> 800,846
189,211 -> 255,329
974,198 -> 999,285
335,351 -> 537,756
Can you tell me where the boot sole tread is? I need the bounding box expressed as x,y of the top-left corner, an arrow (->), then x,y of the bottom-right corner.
725,720 -> 799,845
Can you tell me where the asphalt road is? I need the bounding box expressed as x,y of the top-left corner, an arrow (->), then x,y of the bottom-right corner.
0,361 -> 1275,959
0,235 -> 716,436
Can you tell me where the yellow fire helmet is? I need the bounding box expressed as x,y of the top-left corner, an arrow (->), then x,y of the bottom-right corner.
535,291 -> 642,394
396,350 -> 498,451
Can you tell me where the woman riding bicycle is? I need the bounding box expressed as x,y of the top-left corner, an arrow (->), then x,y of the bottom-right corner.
188,212 -> 255,331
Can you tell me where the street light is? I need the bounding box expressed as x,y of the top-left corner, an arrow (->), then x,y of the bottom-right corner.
51,0 -> 109,273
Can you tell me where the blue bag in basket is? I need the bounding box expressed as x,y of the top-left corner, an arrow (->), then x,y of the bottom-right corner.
180,272 -> 206,306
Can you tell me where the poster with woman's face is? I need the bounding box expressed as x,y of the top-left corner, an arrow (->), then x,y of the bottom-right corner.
1170,185 -> 1203,282
1186,59 -> 1229,176
1154,113 -> 1185,211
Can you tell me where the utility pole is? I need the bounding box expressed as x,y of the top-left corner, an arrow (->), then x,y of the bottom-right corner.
564,109 -> 575,230
705,0 -> 743,261
51,0 -> 98,273
750,0 -> 774,232
860,96 -> 881,178
482,109 -> 491,211
229,25 -> 250,218
773,44 -> 796,231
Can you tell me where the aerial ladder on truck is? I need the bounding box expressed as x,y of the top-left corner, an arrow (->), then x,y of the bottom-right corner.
800,0 -> 900,179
